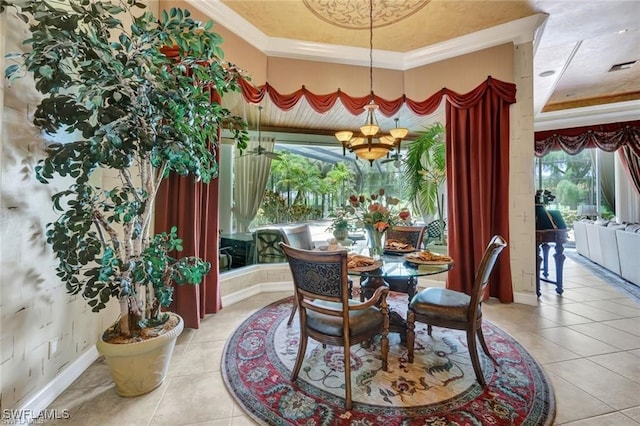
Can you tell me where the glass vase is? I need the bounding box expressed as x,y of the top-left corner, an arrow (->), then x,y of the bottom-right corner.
365,224 -> 385,260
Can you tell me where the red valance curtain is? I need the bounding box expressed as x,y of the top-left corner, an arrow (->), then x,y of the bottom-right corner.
534,120 -> 640,157
535,120 -> 640,196
239,76 -> 515,301
445,78 -> 515,301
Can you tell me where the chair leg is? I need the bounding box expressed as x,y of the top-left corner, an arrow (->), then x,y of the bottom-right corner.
286,299 -> 297,326
406,310 -> 415,363
466,328 -> 486,387
343,345 -> 352,410
427,324 -> 433,336
291,332 -> 308,381
477,323 -> 498,364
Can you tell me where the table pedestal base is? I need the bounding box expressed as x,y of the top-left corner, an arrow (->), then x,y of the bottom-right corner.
360,276 -> 417,340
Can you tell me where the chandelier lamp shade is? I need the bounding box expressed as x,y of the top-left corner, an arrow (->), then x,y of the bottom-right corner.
334,0 -> 408,165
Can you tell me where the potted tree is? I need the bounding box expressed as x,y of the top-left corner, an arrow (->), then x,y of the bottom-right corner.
2,0 -> 248,396
402,123 -> 447,247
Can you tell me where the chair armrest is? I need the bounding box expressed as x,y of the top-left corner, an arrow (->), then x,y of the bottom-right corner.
351,286 -> 389,310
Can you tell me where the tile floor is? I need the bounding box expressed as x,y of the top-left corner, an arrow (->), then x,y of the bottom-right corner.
45,249 -> 640,425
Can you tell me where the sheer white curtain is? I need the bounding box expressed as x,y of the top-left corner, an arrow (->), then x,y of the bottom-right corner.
233,139 -> 274,232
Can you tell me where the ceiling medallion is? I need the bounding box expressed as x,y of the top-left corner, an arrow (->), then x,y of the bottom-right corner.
302,0 -> 431,30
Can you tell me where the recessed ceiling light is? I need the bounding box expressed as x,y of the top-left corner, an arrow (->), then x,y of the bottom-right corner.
617,29 -> 628,34
539,70 -> 555,77
565,93 -> 575,97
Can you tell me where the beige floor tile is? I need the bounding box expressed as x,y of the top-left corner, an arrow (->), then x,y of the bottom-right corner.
583,300 -> 640,318
505,332 -> 580,364
535,305 -> 593,326
569,322 -> 640,350
170,340 -> 225,376
589,351 -> 640,384
46,382 -> 168,425
191,313 -> 246,343
548,373 -> 616,424
621,406 -> 640,422
231,415 -> 259,425
560,287 -> 625,303
558,302 -> 627,322
535,326 -> 620,357
561,412 -> 640,425
152,373 -> 235,425
545,358 -> 640,410
601,317 -> 640,336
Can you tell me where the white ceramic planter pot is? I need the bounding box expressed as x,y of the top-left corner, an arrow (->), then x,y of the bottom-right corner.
96,313 -> 184,397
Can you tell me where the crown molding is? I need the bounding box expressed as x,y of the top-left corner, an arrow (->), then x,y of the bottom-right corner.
534,100 -> 640,131
186,1 -> 546,71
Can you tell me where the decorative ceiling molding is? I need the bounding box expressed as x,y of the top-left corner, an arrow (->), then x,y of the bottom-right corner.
534,100 -> 640,131
186,0 -> 545,71
301,0 -> 430,29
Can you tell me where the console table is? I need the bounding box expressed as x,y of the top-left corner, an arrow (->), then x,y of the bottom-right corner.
536,229 -> 568,296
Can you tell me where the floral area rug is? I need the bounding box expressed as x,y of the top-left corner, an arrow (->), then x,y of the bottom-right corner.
221,294 -> 555,425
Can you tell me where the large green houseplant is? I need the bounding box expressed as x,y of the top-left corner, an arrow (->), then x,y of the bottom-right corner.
2,0 -> 248,384
403,122 -> 446,244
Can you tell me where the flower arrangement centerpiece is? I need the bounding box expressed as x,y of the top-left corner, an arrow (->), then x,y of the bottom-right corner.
346,188 -> 410,258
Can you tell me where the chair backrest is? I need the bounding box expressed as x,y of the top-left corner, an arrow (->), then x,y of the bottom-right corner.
282,224 -> 314,250
254,228 -> 287,263
386,225 -> 427,248
280,243 -> 350,313
425,220 -> 446,244
469,235 -> 507,318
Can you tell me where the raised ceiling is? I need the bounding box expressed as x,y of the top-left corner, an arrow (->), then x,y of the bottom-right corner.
188,0 -> 640,141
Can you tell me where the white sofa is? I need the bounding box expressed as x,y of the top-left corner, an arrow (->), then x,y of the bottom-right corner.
573,219 -> 640,286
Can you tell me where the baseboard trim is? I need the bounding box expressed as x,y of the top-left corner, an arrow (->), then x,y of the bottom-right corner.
222,281 -> 292,307
514,291 -> 539,305
17,346 -> 99,424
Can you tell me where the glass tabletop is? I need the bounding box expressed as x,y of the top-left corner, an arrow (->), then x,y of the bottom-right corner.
347,252 -> 452,278
344,241 -> 453,278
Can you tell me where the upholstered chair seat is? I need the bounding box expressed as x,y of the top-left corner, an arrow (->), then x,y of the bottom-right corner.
409,288 -> 473,323
308,300 -> 385,336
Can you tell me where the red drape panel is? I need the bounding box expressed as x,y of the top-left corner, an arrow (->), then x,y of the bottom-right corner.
445,78 -> 515,302
619,145 -> 640,196
154,156 -> 221,329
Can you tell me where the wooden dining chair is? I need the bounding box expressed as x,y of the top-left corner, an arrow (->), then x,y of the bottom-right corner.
280,242 -> 390,410
406,235 -> 507,387
282,224 -> 315,250
282,224 -> 315,325
253,228 -> 287,263
385,225 -> 427,250
384,225 -> 427,300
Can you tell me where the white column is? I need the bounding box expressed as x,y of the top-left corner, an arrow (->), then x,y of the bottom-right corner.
510,41 -> 538,304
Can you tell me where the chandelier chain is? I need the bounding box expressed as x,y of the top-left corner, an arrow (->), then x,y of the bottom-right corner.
369,0 -> 373,98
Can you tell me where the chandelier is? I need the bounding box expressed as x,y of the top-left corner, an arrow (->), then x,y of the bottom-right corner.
335,0 -> 408,165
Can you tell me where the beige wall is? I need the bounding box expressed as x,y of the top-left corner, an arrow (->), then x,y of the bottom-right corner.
0,3 -> 143,412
